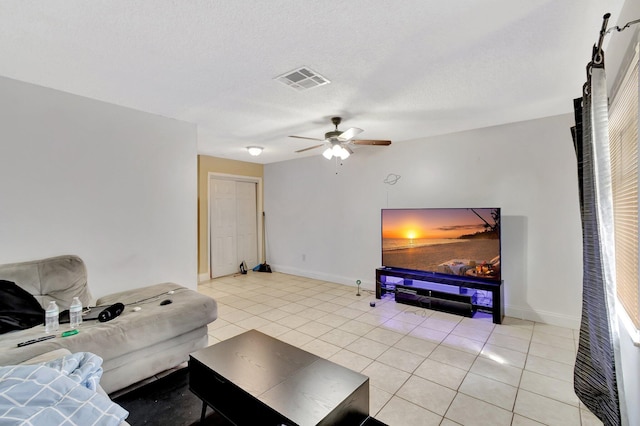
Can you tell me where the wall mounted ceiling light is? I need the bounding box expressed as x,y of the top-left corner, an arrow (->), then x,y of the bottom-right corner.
246,146 -> 263,156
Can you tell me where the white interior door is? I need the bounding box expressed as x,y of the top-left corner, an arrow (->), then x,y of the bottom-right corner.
209,178 -> 258,278
236,181 -> 259,269
210,179 -> 238,278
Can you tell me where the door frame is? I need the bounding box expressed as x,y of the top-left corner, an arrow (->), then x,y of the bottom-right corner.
207,172 -> 263,279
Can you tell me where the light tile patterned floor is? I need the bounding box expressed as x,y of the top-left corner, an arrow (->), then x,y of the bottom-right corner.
199,272 -> 603,426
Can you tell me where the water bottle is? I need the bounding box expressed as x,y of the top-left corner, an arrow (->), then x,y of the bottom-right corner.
69,297 -> 82,329
45,301 -> 59,333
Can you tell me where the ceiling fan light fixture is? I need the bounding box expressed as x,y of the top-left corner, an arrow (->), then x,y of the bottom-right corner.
246,146 -> 263,156
339,147 -> 350,160
291,116 -> 392,159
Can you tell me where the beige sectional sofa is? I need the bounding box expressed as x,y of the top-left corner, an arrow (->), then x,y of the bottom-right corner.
0,255 -> 217,394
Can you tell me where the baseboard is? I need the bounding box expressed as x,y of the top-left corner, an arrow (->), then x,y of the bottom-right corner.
504,305 -> 580,329
271,264 -> 375,293
198,273 -> 210,283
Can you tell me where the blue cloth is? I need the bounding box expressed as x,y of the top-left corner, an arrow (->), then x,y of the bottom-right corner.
0,352 -> 128,425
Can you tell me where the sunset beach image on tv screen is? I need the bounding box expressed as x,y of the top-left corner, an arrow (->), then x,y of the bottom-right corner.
381,208 -> 501,282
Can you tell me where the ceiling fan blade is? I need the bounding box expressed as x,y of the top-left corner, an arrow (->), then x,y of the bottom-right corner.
337,127 -> 363,141
295,144 -> 324,153
352,139 -> 392,146
289,135 -> 324,142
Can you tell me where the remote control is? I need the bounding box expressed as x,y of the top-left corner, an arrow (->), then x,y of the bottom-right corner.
17,335 -> 55,347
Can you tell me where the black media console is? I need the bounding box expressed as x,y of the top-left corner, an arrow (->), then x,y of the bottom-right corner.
376,268 -> 504,324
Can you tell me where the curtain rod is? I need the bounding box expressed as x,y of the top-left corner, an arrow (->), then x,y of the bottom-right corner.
593,13 -> 611,66
584,13 -> 640,95
592,13 -> 640,65
606,17 -> 640,35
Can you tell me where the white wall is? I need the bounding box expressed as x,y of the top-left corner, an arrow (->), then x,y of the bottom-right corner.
0,76 -> 197,298
265,113 -> 582,328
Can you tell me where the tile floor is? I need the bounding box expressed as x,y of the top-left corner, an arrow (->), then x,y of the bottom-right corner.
199,271 -> 602,426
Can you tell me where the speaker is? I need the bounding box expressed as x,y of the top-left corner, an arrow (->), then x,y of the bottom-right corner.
98,303 -> 124,322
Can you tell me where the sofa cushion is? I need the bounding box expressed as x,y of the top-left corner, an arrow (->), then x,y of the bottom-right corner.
21,349 -> 72,365
92,283 -> 217,359
0,255 -> 93,310
0,280 -> 44,334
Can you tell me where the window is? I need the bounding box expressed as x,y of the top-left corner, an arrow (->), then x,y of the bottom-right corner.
609,46 -> 639,331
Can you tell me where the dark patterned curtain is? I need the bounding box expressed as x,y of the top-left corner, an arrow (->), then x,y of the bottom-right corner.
571,62 -> 627,426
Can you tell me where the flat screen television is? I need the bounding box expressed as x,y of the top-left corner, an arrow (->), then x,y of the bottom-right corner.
381,208 -> 501,283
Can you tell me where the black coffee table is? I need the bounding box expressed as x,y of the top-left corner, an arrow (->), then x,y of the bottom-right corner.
189,329 -> 370,426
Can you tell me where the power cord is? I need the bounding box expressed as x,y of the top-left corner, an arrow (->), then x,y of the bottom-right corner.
89,287 -> 184,309
125,288 -> 184,306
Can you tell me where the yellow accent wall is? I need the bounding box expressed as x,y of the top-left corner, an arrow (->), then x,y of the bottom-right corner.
197,155 -> 264,276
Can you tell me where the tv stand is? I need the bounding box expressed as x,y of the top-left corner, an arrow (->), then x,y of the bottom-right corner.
376,268 -> 504,324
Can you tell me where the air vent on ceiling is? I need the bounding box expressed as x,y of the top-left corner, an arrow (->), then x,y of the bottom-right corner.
275,67 -> 330,91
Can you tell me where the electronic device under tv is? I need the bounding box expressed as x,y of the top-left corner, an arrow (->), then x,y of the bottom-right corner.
381,208 -> 501,283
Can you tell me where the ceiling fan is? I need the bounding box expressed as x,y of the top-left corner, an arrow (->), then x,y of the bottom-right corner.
290,117 -> 392,160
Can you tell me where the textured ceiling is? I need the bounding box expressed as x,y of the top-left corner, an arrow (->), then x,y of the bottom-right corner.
0,1 -> 624,164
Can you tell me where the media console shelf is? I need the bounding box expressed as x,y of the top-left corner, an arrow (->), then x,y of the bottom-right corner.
376,268 -> 504,324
